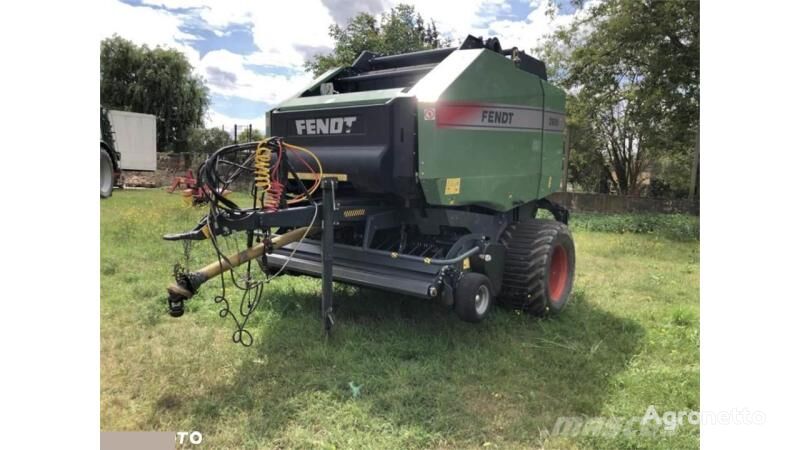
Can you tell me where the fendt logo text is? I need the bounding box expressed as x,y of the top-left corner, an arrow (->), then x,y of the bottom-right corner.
295,116 -> 357,135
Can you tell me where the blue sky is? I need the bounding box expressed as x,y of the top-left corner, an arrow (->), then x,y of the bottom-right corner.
103,0 -> 591,131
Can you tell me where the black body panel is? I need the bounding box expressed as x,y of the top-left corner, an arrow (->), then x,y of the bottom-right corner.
515,53 -> 547,81
270,97 -> 419,197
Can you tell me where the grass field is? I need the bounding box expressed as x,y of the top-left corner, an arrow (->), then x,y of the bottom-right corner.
101,190 -> 699,449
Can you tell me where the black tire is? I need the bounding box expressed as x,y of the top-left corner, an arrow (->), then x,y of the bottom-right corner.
100,147 -> 114,198
499,219 -> 576,316
454,272 -> 493,323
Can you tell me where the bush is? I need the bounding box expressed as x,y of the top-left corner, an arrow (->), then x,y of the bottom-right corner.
568,212 -> 699,241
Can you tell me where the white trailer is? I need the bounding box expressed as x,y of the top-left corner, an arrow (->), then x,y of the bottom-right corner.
107,110 -> 157,171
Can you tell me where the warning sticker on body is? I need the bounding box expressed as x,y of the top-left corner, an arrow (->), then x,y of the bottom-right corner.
445,177 -> 461,195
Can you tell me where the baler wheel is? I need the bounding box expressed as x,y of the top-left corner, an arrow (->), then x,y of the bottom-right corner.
499,219 -> 575,315
454,272 -> 494,323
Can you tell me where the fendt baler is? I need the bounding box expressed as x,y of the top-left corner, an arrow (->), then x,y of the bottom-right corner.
164,35 -> 576,345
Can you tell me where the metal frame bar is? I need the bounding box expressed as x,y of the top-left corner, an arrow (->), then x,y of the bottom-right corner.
321,178 -> 336,334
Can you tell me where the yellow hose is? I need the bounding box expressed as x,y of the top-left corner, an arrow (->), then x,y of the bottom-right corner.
252,139 -> 324,205
254,139 -> 271,191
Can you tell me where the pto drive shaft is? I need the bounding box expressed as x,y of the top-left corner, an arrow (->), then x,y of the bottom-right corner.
166,227 -> 312,317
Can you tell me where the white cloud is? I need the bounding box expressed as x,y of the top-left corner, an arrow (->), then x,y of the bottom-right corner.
372,0 -> 595,59
138,0 -> 335,69
480,0 -> 602,54
249,1 -> 336,68
398,0 -> 599,57
399,0 -> 501,44
101,0 -> 201,68
199,49 -> 314,104
140,0 -> 253,28
322,0 -> 389,25
103,0 -> 326,127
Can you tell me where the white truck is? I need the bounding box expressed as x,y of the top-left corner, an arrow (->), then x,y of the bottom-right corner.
100,109 -> 157,197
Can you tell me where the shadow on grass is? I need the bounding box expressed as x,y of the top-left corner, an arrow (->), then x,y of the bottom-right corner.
156,281 -> 643,447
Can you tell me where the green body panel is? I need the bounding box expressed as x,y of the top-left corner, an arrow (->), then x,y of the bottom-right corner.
415,49 -> 565,212
539,82 -> 566,195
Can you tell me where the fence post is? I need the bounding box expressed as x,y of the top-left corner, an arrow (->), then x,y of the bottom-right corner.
689,129 -> 700,199
562,128 -> 571,192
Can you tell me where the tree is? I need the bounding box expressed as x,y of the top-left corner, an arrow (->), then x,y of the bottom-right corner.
538,0 -> 699,196
305,4 -> 449,76
186,127 -> 231,154
101,35 -> 210,152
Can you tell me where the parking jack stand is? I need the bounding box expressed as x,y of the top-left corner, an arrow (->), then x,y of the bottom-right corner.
321,177 -> 337,335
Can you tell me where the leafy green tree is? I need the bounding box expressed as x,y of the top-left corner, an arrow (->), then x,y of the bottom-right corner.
539,0 -> 699,196
101,35 -> 210,152
305,4 -> 448,76
186,127 -> 231,153
563,97 -> 610,193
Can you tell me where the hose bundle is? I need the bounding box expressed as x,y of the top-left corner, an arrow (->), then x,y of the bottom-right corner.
198,137 -> 323,214
177,137 -> 323,346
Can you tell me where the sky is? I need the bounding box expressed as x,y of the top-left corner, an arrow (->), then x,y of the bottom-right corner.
101,0 -> 594,132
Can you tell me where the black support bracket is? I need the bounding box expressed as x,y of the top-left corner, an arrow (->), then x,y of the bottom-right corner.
534,198 -> 570,225
321,177 -> 337,335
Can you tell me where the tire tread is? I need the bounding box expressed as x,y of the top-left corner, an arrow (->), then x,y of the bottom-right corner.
499,219 -> 572,315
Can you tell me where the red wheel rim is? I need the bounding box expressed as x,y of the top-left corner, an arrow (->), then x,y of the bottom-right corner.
548,245 -> 568,301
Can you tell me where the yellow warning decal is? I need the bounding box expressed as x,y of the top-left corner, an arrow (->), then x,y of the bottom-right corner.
462,258 -> 470,270
445,177 -> 461,195
296,172 -> 348,182
343,208 -> 366,218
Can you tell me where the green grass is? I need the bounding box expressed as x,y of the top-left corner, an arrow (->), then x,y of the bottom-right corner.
567,212 -> 698,242
101,190 -> 699,449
